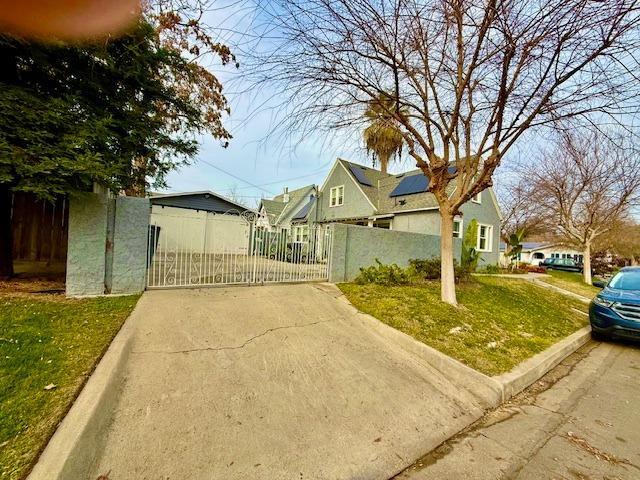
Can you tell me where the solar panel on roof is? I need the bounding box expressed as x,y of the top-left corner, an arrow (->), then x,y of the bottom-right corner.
292,198 -> 314,220
389,174 -> 429,197
348,164 -> 373,187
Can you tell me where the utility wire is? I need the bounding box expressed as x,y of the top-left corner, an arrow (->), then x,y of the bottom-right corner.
198,158 -> 277,195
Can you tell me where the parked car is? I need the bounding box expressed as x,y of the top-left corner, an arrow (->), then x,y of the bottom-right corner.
590,267 -> 640,341
540,257 -> 583,272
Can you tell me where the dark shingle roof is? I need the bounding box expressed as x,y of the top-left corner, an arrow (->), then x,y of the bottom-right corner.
337,159 -> 456,214
261,199 -> 287,224
150,191 -> 250,214
292,197 -> 315,220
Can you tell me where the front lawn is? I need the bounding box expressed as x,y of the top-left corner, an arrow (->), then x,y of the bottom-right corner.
538,270 -> 601,299
339,276 -> 588,376
0,291 -> 139,480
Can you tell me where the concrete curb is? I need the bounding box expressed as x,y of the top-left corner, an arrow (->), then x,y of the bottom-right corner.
493,325 -> 592,401
530,278 -> 592,304
320,283 -> 593,408
316,283 -> 503,409
27,299 -> 143,480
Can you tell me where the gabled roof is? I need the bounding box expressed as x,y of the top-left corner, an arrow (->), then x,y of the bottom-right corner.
335,159 -> 456,214
261,199 -> 287,224
292,196 -> 315,221
336,159 -> 388,210
260,184 -> 316,226
499,242 -> 581,253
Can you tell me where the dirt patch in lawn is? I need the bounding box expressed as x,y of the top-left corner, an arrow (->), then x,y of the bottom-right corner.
0,278 -> 66,300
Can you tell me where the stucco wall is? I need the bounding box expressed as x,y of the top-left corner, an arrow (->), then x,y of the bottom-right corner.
110,197 -> 151,294
329,224 -> 462,282
390,210 -> 440,235
318,163 -> 375,221
66,193 -> 110,296
66,193 -> 150,296
459,190 -> 501,267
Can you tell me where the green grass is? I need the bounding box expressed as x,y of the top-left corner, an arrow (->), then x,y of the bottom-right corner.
538,270 -> 601,299
0,294 -> 139,480
339,276 -> 588,376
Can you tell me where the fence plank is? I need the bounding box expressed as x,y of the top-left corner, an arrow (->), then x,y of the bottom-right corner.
11,192 -> 68,263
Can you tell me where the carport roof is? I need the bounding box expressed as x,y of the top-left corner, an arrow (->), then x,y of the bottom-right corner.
150,191 -> 251,214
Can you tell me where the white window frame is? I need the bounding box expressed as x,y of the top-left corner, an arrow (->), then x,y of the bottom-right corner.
293,225 -> 309,243
329,185 -> 344,207
471,191 -> 481,204
476,223 -> 493,252
453,217 -> 463,238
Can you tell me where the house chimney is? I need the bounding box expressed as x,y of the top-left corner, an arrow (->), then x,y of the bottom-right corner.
283,187 -> 290,203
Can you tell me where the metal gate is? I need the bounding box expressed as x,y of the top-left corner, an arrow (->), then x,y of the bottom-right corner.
146,209 -> 333,288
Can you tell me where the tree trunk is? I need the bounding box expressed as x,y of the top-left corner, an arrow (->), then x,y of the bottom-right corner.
0,184 -> 14,279
380,157 -> 388,174
440,210 -> 458,306
582,242 -> 592,285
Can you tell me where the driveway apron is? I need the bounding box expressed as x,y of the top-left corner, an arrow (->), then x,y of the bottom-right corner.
90,284 -> 492,480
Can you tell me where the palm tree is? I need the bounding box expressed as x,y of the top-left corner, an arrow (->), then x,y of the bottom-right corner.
505,228 -> 526,269
362,94 -> 404,174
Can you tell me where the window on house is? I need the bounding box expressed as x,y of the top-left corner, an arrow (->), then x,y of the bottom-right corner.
476,224 -> 492,252
293,225 -> 309,243
330,185 -> 344,207
453,218 -> 463,238
471,191 -> 481,203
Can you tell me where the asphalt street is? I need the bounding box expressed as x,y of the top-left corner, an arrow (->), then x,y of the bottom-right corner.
396,340 -> 640,480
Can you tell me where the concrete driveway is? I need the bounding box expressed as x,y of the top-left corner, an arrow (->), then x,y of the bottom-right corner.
89,284 -> 498,480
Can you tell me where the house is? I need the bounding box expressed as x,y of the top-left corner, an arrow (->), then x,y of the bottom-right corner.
261,158 -> 502,265
499,242 -> 584,266
257,185 -> 318,233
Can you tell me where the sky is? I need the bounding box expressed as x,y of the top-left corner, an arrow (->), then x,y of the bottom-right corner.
157,1 -> 419,208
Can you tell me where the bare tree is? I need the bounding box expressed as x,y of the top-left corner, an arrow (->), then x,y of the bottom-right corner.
498,177 -> 544,242
595,219 -> 640,266
525,132 -> 640,284
247,0 -> 640,305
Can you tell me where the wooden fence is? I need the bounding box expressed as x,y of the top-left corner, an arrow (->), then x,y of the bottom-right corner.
11,192 -> 69,263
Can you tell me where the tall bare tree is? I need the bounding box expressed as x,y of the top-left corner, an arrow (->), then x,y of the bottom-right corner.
498,176 -> 544,243
594,220 -> 640,265
525,132 -> 640,284
248,0 -> 640,305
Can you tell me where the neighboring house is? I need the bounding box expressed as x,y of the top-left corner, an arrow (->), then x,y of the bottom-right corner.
257,185 -> 318,233
261,158 -> 502,265
499,242 -> 584,266
149,191 -> 254,254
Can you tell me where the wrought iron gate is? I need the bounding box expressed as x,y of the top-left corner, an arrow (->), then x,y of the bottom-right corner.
146,210 -> 333,288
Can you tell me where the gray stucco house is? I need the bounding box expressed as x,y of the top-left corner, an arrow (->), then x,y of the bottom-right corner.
260,158 -> 502,265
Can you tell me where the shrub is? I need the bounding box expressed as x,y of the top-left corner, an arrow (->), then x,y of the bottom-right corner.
407,258 -> 441,279
526,265 -> 546,273
355,259 -> 410,285
461,219 -> 480,273
408,257 -> 469,282
479,264 -> 503,274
